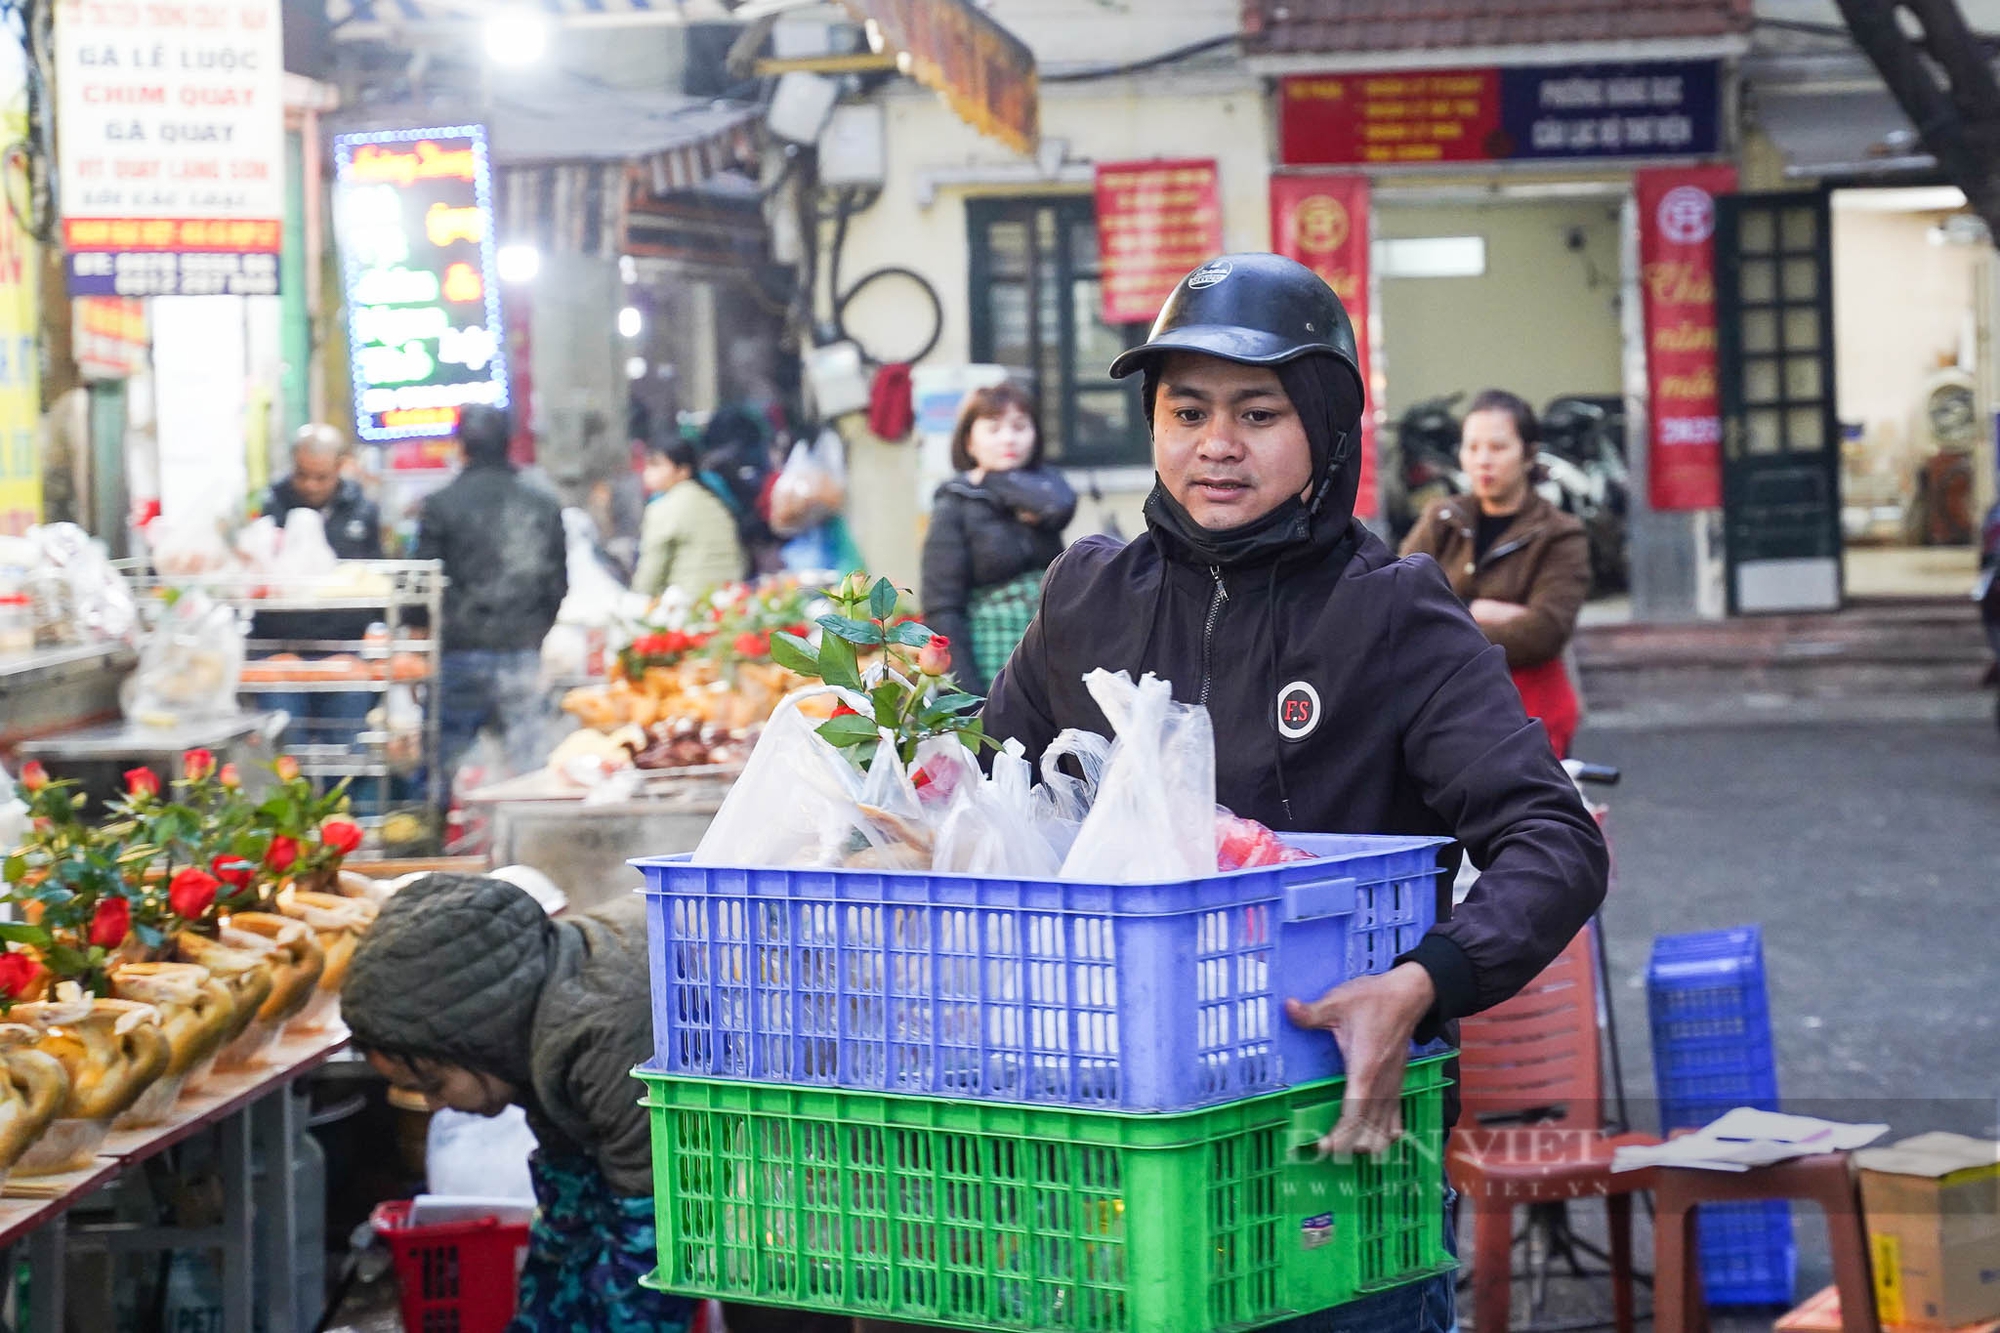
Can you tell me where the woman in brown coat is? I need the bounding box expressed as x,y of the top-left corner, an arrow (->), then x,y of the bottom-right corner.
1400,389 -> 1592,756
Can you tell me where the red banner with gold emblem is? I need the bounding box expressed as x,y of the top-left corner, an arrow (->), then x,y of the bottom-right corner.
1637,164 -> 1735,511
1270,173 -> 1375,518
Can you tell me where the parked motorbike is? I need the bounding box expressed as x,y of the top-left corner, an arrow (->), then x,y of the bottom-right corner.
1385,392 -> 1466,541
1978,497 -> 2000,729
1540,395 -> 1632,595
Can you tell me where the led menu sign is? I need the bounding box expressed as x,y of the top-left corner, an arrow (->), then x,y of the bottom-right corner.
332,124 -> 507,443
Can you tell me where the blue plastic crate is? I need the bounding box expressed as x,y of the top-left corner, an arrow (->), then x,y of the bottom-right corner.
1697,1200 -> 1797,1306
636,833 -> 1447,1112
1647,926 -> 1793,1306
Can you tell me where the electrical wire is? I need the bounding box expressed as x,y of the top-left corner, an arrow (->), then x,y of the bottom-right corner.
1041,33 -> 1236,83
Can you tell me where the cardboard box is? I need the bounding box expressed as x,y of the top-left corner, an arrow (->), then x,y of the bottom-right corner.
1857,1133 -> 2000,1329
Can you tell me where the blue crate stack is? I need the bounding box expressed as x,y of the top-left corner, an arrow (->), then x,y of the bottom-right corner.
1646,925 -> 1797,1306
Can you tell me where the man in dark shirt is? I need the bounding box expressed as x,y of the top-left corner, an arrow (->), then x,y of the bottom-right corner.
257,424 -> 383,751
413,405 -> 568,784
263,424 -> 382,560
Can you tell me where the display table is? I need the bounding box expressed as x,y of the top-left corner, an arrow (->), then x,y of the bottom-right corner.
0,1023 -> 349,1333
463,767 -> 735,911
0,643 -> 136,752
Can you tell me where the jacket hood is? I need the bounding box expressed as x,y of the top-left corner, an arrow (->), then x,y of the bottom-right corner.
340,874 -> 555,1089
1142,355 -> 1363,572
941,468 -> 1077,527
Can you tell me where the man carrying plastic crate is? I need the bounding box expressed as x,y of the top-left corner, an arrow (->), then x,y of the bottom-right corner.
980,252 -> 1612,1333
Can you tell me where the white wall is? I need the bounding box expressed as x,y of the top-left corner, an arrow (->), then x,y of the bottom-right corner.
833,74 -> 1271,588
1374,198 -> 1626,421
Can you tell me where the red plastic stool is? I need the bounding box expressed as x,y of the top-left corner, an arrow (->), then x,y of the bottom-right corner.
1652,1153 -> 1881,1333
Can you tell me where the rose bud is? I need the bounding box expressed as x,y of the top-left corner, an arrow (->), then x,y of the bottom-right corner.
210,854 -> 254,891
917,635 -> 952,677
320,818 -> 364,857
218,763 -> 241,789
274,755 -> 300,783
125,767 -> 160,800
264,835 -> 300,872
169,866 -> 221,920
182,748 -> 215,782
88,896 -> 132,949
0,951 -> 40,1000
17,761 -> 47,793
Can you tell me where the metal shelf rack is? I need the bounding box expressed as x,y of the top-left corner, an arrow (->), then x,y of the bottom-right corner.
122,561 -> 447,815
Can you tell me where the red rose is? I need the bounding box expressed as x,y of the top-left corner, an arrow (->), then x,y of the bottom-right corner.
210,854 -> 253,890
0,951 -> 39,1000
16,761 -> 47,793
320,818 -> 364,856
265,835 -> 300,872
274,755 -> 300,783
734,631 -> 770,659
125,767 -> 160,800
182,748 -> 215,782
88,896 -> 131,949
217,763 -> 241,789
916,635 -> 952,678
170,866 -> 221,919
832,703 -> 862,719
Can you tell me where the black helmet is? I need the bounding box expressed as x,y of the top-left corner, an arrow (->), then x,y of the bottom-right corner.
1108,253 -> 1363,406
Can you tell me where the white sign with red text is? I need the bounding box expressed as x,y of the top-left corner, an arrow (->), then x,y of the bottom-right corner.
56,0 -> 285,296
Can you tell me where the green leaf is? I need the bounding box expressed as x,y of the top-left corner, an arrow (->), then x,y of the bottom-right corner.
868,578 -> 898,623
769,632 -> 820,678
926,691 -> 981,715
817,634 -> 863,692
888,621 -> 935,649
817,615 -> 886,647
0,923 -> 50,947
134,922 -> 164,949
815,715 -> 881,748
45,944 -> 88,975
872,691 -> 901,728
3,854 -> 22,882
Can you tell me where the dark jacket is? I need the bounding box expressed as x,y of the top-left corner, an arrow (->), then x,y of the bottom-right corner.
1399,491 -> 1591,669
341,876 -> 656,1196
412,460 -> 568,652
982,518 -> 1609,1035
920,468 -> 1076,694
255,477 -> 383,643
263,476 -> 382,558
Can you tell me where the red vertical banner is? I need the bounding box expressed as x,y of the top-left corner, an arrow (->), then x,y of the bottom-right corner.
1637,165 -> 1735,510
1271,174 -> 1376,518
1096,160 -> 1224,325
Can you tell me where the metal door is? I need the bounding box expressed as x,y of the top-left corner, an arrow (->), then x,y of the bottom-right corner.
1715,191 -> 1842,614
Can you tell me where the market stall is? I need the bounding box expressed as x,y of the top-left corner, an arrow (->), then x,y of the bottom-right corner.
0,749 -> 395,1332
460,575 -> 827,902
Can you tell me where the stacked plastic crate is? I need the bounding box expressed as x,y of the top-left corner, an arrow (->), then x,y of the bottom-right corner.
634,833 -> 1460,1333
1647,925 -> 1796,1306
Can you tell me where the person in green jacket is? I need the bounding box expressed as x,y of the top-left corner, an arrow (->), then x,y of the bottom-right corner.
631,436 -> 746,602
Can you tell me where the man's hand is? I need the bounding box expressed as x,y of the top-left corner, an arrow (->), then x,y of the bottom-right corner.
1283,962 -> 1437,1155
1468,597 -> 1528,628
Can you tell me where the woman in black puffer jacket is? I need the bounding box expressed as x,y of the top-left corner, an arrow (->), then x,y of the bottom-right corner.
920,382 -> 1077,695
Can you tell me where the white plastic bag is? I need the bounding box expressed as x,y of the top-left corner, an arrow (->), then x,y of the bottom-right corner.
1059,670 -> 1217,883
692,687 -> 898,869
273,508 -> 339,579
932,740 -> 1066,877
120,591 -> 245,725
425,1106 -> 537,1201
767,429 -> 847,537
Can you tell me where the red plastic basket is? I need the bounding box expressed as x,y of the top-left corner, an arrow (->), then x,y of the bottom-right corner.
371,1200 -> 531,1333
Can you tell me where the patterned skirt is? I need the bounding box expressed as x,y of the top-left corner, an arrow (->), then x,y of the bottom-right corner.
506,1153 -> 693,1333
968,569 -> 1045,686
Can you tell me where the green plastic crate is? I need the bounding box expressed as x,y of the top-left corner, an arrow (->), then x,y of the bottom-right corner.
637,1055 -> 1453,1333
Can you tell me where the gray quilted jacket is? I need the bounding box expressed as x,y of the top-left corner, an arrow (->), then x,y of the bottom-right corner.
342,876 -> 655,1196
